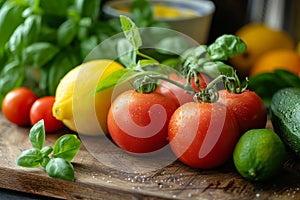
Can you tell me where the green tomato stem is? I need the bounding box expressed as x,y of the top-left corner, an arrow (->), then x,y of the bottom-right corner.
137,50 -> 158,63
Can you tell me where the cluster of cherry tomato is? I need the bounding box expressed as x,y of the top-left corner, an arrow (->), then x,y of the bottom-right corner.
1,87 -> 63,132
107,72 -> 267,169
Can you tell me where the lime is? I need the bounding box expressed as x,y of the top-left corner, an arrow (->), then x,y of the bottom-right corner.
233,129 -> 286,181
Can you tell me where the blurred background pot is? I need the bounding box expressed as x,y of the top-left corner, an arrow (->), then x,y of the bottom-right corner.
103,0 -> 215,44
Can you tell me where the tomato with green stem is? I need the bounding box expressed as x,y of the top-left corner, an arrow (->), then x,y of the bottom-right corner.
217,74 -> 267,135
107,85 -> 177,154
168,79 -> 240,168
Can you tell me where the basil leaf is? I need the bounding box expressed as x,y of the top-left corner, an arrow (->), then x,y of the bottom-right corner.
47,50 -> 81,95
202,61 -> 234,78
40,0 -> 72,16
24,42 -> 59,67
95,68 -> 137,92
45,158 -> 74,181
120,15 -> 142,50
16,148 -> 42,168
29,120 -> 45,149
57,18 -> 77,47
0,61 -> 24,105
40,157 -> 50,168
117,38 -> 136,68
22,15 -> 41,46
248,69 -> 300,105
207,34 -> 247,61
8,24 -> 25,57
41,146 -> 53,157
0,4 -> 25,52
53,134 -> 81,162
79,0 -> 101,20
80,35 -> 98,58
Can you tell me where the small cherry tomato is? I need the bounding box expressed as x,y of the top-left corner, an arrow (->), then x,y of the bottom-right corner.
168,102 -> 239,169
2,87 -> 38,126
30,96 -> 64,132
218,89 -> 267,135
107,90 -> 177,154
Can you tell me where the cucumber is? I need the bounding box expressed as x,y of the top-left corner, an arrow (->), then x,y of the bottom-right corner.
270,88 -> 300,157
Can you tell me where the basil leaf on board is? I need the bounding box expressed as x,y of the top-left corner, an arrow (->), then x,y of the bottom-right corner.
16,148 -> 42,168
29,120 -> 45,150
40,157 -> 50,168
120,15 -> 142,50
53,134 -> 81,162
41,146 -> 53,157
45,158 -> 74,181
207,34 -> 247,61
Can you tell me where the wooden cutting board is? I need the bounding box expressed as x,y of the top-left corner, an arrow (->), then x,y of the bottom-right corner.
0,114 -> 299,200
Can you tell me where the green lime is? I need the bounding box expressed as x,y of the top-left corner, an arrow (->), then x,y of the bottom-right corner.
233,128 -> 286,181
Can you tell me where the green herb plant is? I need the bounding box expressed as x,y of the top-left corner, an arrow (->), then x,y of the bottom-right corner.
96,15 -> 248,102
16,120 -> 81,181
0,0 -> 162,106
249,69 -> 300,105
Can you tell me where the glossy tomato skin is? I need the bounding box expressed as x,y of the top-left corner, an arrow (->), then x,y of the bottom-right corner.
168,102 -> 239,169
107,90 -> 177,154
218,89 -> 267,136
2,87 -> 38,126
30,96 -> 64,132
156,73 -> 209,107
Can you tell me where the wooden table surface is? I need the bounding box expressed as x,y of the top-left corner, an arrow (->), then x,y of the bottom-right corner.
0,114 -> 299,200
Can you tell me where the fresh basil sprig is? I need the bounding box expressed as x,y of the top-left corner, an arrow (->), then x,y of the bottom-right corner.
16,120 -> 81,181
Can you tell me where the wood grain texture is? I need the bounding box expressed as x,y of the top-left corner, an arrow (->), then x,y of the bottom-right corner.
0,114 -> 299,200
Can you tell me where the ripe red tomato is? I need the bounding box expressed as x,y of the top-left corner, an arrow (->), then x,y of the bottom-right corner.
2,87 -> 38,126
218,89 -> 267,135
30,96 -> 64,132
107,90 -> 177,154
168,102 -> 239,169
156,73 -> 208,107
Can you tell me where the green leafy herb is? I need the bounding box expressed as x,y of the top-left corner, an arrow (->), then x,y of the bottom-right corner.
249,69 -> 300,105
29,120 -> 45,149
45,158 -> 75,181
120,15 -> 142,51
16,120 -> 81,181
96,15 -> 247,98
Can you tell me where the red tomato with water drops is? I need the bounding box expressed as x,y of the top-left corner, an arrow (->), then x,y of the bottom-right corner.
30,96 -> 64,132
218,89 -> 267,136
2,87 -> 38,126
156,73 -> 209,107
107,90 -> 177,154
168,102 -> 239,169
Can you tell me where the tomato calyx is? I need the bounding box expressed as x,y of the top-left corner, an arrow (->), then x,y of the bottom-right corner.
193,75 -> 224,103
133,76 -> 157,94
223,72 -> 248,94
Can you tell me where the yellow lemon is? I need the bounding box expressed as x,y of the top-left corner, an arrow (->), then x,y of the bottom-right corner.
229,23 -> 294,77
53,59 -> 127,136
250,49 -> 300,76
